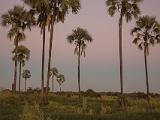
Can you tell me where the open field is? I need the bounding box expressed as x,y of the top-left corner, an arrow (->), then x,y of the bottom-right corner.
0,90 -> 160,120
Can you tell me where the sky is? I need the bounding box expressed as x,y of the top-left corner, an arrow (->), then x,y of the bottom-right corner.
0,0 -> 160,93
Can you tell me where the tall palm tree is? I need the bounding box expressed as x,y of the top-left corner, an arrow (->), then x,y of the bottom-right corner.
131,16 -> 160,103
105,0 -> 142,105
24,0 -> 50,104
57,74 -> 65,92
1,5 -> 35,93
49,67 -> 59,92
22,69 -> 31,91
46,0 -> 81,101
12,45 -> 30,92
67,27 -> 93,92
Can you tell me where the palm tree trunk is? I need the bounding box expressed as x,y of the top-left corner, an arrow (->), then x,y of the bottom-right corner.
144,50 -> 150,104
78,45 -> 81,92
46,18 -> 55,103
52,76 -> 54,92
13,40 -> 18,93
19,61 -> 22,92
119,13 -> 124,107
25,78 -> 27,91
59,84 -> 61,92
41,26 -> 46,104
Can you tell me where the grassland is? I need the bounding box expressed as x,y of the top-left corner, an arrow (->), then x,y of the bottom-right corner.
0,90 -> 160,120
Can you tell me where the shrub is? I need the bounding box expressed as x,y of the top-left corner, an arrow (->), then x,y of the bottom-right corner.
81,89 -> 101,98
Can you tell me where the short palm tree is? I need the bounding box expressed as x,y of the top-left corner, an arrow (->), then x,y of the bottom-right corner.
22,69 -> 31,91
67,27 -> 93,92
49,67 -> 59,92
131,16 -> 160,103
105,0 -> 142,106
12,45 -> 30,92
1,5 -> 35,93
57,74 -> 65,92
24,0 -> 50,104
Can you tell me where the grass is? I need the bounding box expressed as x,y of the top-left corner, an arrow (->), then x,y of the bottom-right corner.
0,91 -> 160,120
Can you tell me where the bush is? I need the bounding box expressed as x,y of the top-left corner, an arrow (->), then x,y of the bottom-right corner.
81,89 -> 101,98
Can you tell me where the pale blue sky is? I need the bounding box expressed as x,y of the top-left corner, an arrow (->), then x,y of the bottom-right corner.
0,0 -> 160,93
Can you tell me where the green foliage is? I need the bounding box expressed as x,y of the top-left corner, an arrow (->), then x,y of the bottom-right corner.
80,89 -> 101,98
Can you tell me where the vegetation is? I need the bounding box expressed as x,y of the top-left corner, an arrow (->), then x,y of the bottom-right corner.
0,91 -> 160,120
0,0 -> 160,120
57,74 -> 65,92
46,0 -> 81,104
12,45 -> 30,92
22,69 -> 31,91
105,0 -> 143,106
131,16 -> 160,103
1,5 -> 35,93
49,67 -> 59,92
67,27 -> 93,92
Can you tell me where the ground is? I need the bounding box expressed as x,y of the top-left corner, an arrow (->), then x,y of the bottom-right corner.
0,90 -> 160,120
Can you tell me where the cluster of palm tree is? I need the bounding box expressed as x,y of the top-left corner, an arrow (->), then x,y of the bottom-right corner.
49,67 -> 65,92
1,0 -> 81,104
106,0 -> 160,105
1,0 -> 160,106
1,6 -> 34,93
12,45 -> 30,92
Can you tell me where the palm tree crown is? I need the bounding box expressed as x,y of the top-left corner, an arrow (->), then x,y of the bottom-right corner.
1,5 -> 35,44
57,74 -> 65,86
131,15 -> 160,54
23,69 -> 31,80
12,45 -> 30,66
49,67 -> 59,78
67,27 -> 93,56
106,0 -> 142,22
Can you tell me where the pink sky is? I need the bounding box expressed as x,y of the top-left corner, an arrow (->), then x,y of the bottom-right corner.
0,0 -> 160,92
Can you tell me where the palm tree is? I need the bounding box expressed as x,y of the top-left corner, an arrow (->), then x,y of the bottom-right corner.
57,74 -> 65,92
105,0 -> 142,106
49,67 -> 59,92
1,5 -> 35,93
46,0 -> 81,100
24,0 -> 50,104
22,69 -> 31,91
131,16 -> 160,103
67,27 -> 93,92
12,45 -> 30,92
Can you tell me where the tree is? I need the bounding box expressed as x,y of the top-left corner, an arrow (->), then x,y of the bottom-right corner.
1,5 -> 35,93
67,27 -> 93,92
12,45 -> 30,92
105,0 -> 142,106
49,67 -> 59,92
23,0 -> 50,104
46,0 -> 81,102
22,69 -> 31,91
131,16 -> 160,103
56,74 -> 65,92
